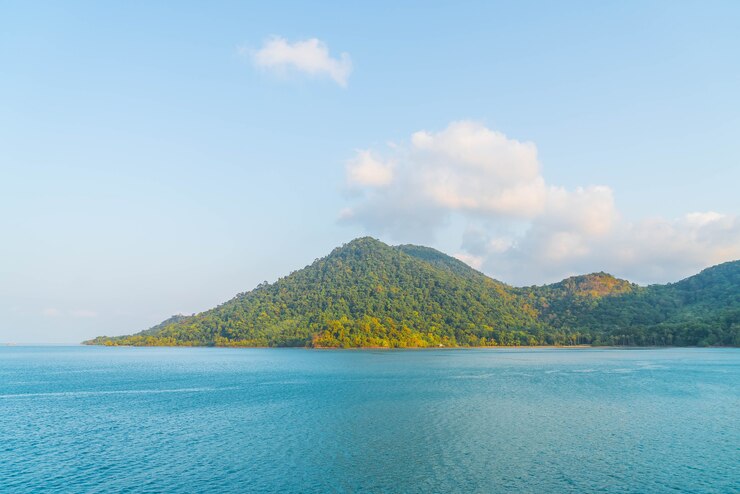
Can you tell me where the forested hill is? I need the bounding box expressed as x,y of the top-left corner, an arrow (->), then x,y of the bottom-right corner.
85,238 -> 740,347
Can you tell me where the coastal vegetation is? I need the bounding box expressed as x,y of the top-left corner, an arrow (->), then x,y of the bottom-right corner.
86,238 -> 740,348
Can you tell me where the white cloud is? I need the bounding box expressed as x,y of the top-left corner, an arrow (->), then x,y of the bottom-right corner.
684,211 -> 725,227
346,151 -> 394,187
42,308 -> 61,317
341,121 -> 740,285
340,121 -> 589,239
249,36 -> 352,87
408,121 -> 546,217
478,211 -> 740,285
542,185 -> 617,236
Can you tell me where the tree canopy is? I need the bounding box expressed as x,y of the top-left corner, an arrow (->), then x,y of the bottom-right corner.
85,238 -> 740,348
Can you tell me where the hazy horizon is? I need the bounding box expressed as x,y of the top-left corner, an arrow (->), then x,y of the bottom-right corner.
2,1 -> 739,343
2,243 -> 734,345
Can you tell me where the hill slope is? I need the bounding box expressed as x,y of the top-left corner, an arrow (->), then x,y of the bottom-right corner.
522,261 -> 740,346
86,238 -> 740,347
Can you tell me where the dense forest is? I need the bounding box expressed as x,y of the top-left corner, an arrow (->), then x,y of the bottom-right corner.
86,237 -> 740,348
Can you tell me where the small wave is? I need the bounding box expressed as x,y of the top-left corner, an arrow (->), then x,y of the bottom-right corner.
0,387 -> 224,399
258,380 -> 308,386
450,373 -> 495,379
637,364 -> 667,370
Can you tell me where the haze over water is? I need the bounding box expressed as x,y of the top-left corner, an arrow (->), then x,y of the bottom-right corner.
1,347 -> 738,493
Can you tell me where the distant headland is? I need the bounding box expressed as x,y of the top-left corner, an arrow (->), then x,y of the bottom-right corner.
85,237 -> 740,348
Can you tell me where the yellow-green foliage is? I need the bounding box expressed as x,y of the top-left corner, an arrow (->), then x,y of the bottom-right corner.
85,239 -> 740,348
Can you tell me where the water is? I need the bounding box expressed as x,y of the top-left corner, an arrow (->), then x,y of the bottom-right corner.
1,347 -> 738,493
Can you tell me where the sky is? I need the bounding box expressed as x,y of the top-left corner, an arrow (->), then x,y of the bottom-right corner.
1,1 -> 739,343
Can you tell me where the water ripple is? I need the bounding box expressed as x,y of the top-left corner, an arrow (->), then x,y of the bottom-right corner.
0,346 -> 737,493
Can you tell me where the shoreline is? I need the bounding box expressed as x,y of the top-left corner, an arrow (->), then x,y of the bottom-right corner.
73,343 -> 737,350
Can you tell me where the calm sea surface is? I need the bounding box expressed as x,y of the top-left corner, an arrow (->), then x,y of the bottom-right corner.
0,347 -> 738,493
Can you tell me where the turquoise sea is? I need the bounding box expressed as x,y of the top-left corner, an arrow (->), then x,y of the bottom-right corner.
0,347 -> 738,493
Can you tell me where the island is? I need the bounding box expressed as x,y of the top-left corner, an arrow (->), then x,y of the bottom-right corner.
86,237 -> 739,348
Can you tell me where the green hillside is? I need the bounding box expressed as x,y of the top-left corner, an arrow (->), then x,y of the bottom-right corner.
85,238 -> 740,348
520,260 -> 740,346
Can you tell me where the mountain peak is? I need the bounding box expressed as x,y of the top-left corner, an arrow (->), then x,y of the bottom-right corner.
346,236 -> 386,247
329,237 -> 389,254
551,272 -> 635,298
85,240 -> 739,348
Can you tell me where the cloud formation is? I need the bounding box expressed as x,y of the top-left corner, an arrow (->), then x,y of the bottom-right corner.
249,36 -> 352,87
346,150 -> 394,187
341,121 -> 740,285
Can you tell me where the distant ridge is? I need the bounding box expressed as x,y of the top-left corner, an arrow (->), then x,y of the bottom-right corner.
86,238 -> 740,347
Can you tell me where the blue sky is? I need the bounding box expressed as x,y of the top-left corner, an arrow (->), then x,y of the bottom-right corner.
2,1 -> 739,343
